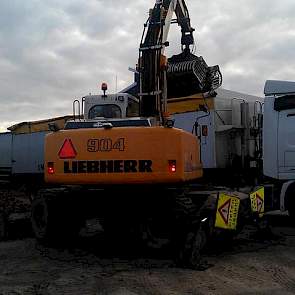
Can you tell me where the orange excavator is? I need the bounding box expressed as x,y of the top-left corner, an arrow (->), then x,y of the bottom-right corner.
31,0 -> 222,268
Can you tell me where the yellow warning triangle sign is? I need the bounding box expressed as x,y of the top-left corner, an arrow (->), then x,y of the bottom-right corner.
256,194 -> 264,213
250,187 -> 265,217
215,194 -> 240,230
218,199 -> 231,225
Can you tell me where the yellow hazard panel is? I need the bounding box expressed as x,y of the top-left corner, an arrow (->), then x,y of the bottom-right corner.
215,194 -> 240,230
250,187 -> 265,217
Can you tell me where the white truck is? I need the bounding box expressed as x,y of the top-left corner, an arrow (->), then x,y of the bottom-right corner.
263,80 -> 295,219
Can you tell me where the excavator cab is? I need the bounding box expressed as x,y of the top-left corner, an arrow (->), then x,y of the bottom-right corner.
72,92 -> 139,121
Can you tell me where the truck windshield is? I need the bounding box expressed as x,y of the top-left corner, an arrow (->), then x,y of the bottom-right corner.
89,104 -> 122,119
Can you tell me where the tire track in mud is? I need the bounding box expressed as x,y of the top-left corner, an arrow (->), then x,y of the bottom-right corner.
228,244 -> 295,294
93,259 -> 177,295
214,261 -> 267,285
199,237 -> 295,295
94,269 -> 206,295
94,271 -> 161,295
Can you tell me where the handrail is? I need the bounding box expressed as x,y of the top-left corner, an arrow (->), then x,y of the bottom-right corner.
73,100 -> 81,121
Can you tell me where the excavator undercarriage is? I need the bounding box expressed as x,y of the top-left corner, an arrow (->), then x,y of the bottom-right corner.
31,185 -> 219,268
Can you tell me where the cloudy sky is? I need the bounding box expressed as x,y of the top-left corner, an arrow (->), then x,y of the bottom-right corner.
0,0 -> 294,131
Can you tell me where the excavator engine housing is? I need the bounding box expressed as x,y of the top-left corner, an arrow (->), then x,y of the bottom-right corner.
45,123 -> 203,185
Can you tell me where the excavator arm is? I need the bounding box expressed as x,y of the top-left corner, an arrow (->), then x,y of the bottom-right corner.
139,0 -> 222,120
142,0 -> 194,53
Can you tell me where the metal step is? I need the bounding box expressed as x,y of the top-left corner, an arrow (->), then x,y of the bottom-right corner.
0,168 -> 12,184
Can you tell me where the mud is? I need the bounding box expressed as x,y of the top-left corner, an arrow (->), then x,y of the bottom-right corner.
0,214 -> 295,294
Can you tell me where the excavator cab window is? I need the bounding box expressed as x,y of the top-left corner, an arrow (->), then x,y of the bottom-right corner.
88,104 -> 122,119
127,97 -> 139,117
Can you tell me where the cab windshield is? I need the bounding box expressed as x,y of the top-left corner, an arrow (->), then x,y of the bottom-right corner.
88,104 -> 122,119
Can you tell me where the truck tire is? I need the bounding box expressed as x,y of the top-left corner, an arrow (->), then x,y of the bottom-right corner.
31,189 -> 83,245
288,201 -> 295,225
286,185 -> 295,225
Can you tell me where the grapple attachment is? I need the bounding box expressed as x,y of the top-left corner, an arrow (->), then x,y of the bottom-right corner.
167,51 -> 222,98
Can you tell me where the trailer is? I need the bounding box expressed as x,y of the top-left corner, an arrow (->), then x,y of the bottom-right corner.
0,116 -> 73,186
11,131 -> 48,181
171,88 -> 263,174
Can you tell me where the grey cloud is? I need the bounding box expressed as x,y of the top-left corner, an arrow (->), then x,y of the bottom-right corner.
0,0 -> 295,130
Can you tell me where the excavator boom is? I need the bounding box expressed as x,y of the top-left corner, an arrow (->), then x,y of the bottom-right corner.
139,0 -> 222,119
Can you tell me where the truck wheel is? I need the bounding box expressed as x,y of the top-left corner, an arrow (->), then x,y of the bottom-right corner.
31,190 -> 83,245
286,186 -> 295,225
288,203 -> 295,225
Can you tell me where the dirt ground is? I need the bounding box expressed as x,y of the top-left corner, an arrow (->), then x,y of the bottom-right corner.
0,215 -> 295,295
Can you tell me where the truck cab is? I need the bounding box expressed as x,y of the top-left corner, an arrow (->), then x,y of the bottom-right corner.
263,80 -> 295,180
263,80 -> 295,216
